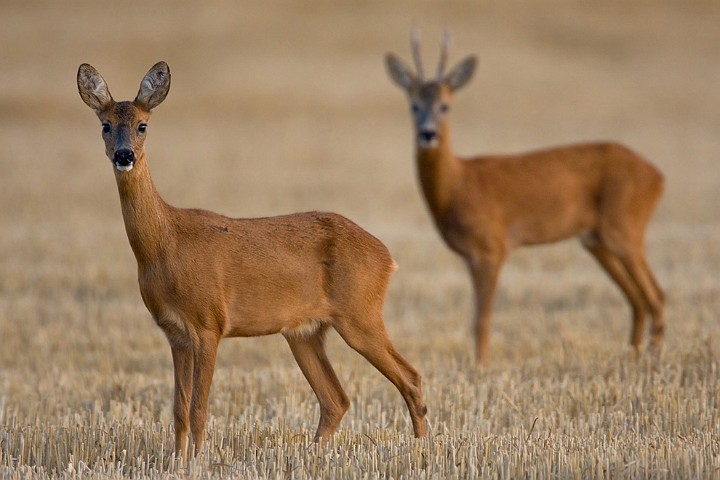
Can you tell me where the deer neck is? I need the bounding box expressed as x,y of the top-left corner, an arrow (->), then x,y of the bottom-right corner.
114,152 -> 172,264
416,129 -> 458,221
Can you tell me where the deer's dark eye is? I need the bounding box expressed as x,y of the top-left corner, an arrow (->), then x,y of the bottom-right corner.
138,123 -> 147,133
411,103 -> 421,115
439,103 -> 450,114
102,123 -> 111,134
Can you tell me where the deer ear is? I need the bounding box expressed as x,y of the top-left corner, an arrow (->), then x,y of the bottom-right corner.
77,63 -> 114,113
444,55 -> 477,92
134,61 -> 171,111
385,53 -> 416,90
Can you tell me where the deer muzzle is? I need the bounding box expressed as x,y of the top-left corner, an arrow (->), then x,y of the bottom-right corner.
113,148 -> 136,172
418,129 -> 439,148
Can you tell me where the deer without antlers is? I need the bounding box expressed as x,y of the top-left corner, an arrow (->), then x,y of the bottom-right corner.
77,61 -> 428,456
386,28 -> 665,365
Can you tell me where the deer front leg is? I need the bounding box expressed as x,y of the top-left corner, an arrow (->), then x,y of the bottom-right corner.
171,345 -> 193,457
189,331 -> 220,456
467,251 -> 505,366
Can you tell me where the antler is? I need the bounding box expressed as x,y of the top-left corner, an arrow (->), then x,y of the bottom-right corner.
436,28 -> 451,80
411,25 -> 425,80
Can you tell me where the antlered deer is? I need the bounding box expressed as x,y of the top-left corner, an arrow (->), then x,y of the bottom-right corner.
77,62 -> 427,456
385,28 -> 665,365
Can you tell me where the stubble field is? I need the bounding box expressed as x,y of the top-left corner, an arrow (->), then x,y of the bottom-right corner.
1,1 -> 719,478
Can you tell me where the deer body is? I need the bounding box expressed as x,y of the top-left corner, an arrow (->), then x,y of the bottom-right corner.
78,62 -> 427,457
121,163 -> 387,340
387,30 -> 665,365
421,143 -> 662,254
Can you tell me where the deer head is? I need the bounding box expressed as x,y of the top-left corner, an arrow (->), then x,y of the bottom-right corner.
385,28 -> 477,149
77,62 -> 171,172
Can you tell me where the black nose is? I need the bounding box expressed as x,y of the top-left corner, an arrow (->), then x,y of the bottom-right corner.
114,148 -> 135,166
419,130 -> 437,144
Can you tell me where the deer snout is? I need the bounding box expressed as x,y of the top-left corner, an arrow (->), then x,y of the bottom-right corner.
113,148 -> 136,172
418,129 -> 438,148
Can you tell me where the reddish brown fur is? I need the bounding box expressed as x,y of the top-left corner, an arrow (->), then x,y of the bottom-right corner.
387,32 -> 665,365
78,62 -> 427,456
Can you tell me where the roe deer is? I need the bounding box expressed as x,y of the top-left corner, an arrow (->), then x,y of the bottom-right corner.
385,28 -> 665,365
77,61 -> 427,456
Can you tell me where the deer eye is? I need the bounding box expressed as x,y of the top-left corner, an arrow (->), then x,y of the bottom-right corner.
138,123 -> 147,133
102,123 -> 111,134
438,103 -> 450,114
411,103 -> 421,115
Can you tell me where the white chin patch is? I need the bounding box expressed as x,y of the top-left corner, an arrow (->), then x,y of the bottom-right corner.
115,163 -> 134,172
419,139 -> 439,149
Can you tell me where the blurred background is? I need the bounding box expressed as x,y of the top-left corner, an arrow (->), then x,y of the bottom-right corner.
1,0 -> 719,378
2,4 -> 719,475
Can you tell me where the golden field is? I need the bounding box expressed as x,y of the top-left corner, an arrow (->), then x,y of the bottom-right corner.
1,1 -> 719,478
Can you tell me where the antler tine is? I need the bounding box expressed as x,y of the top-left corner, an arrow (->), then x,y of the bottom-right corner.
436,28 -> 452,80
411,25 -> 425,80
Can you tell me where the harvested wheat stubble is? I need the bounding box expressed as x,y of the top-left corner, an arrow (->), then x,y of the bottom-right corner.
2,0 -> 720,478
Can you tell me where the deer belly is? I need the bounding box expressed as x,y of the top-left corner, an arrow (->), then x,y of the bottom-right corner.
223,274 -> 333,338
223,308 -> 332,338
506,211 -> 595,247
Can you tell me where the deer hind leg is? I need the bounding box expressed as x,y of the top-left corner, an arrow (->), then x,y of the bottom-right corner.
640,255 -> 665,348
284,327 -> 350,442
618,251 -> 665,349
583,232 -> 665,350
582,235 -> 649,350
333,316 -> 428,438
